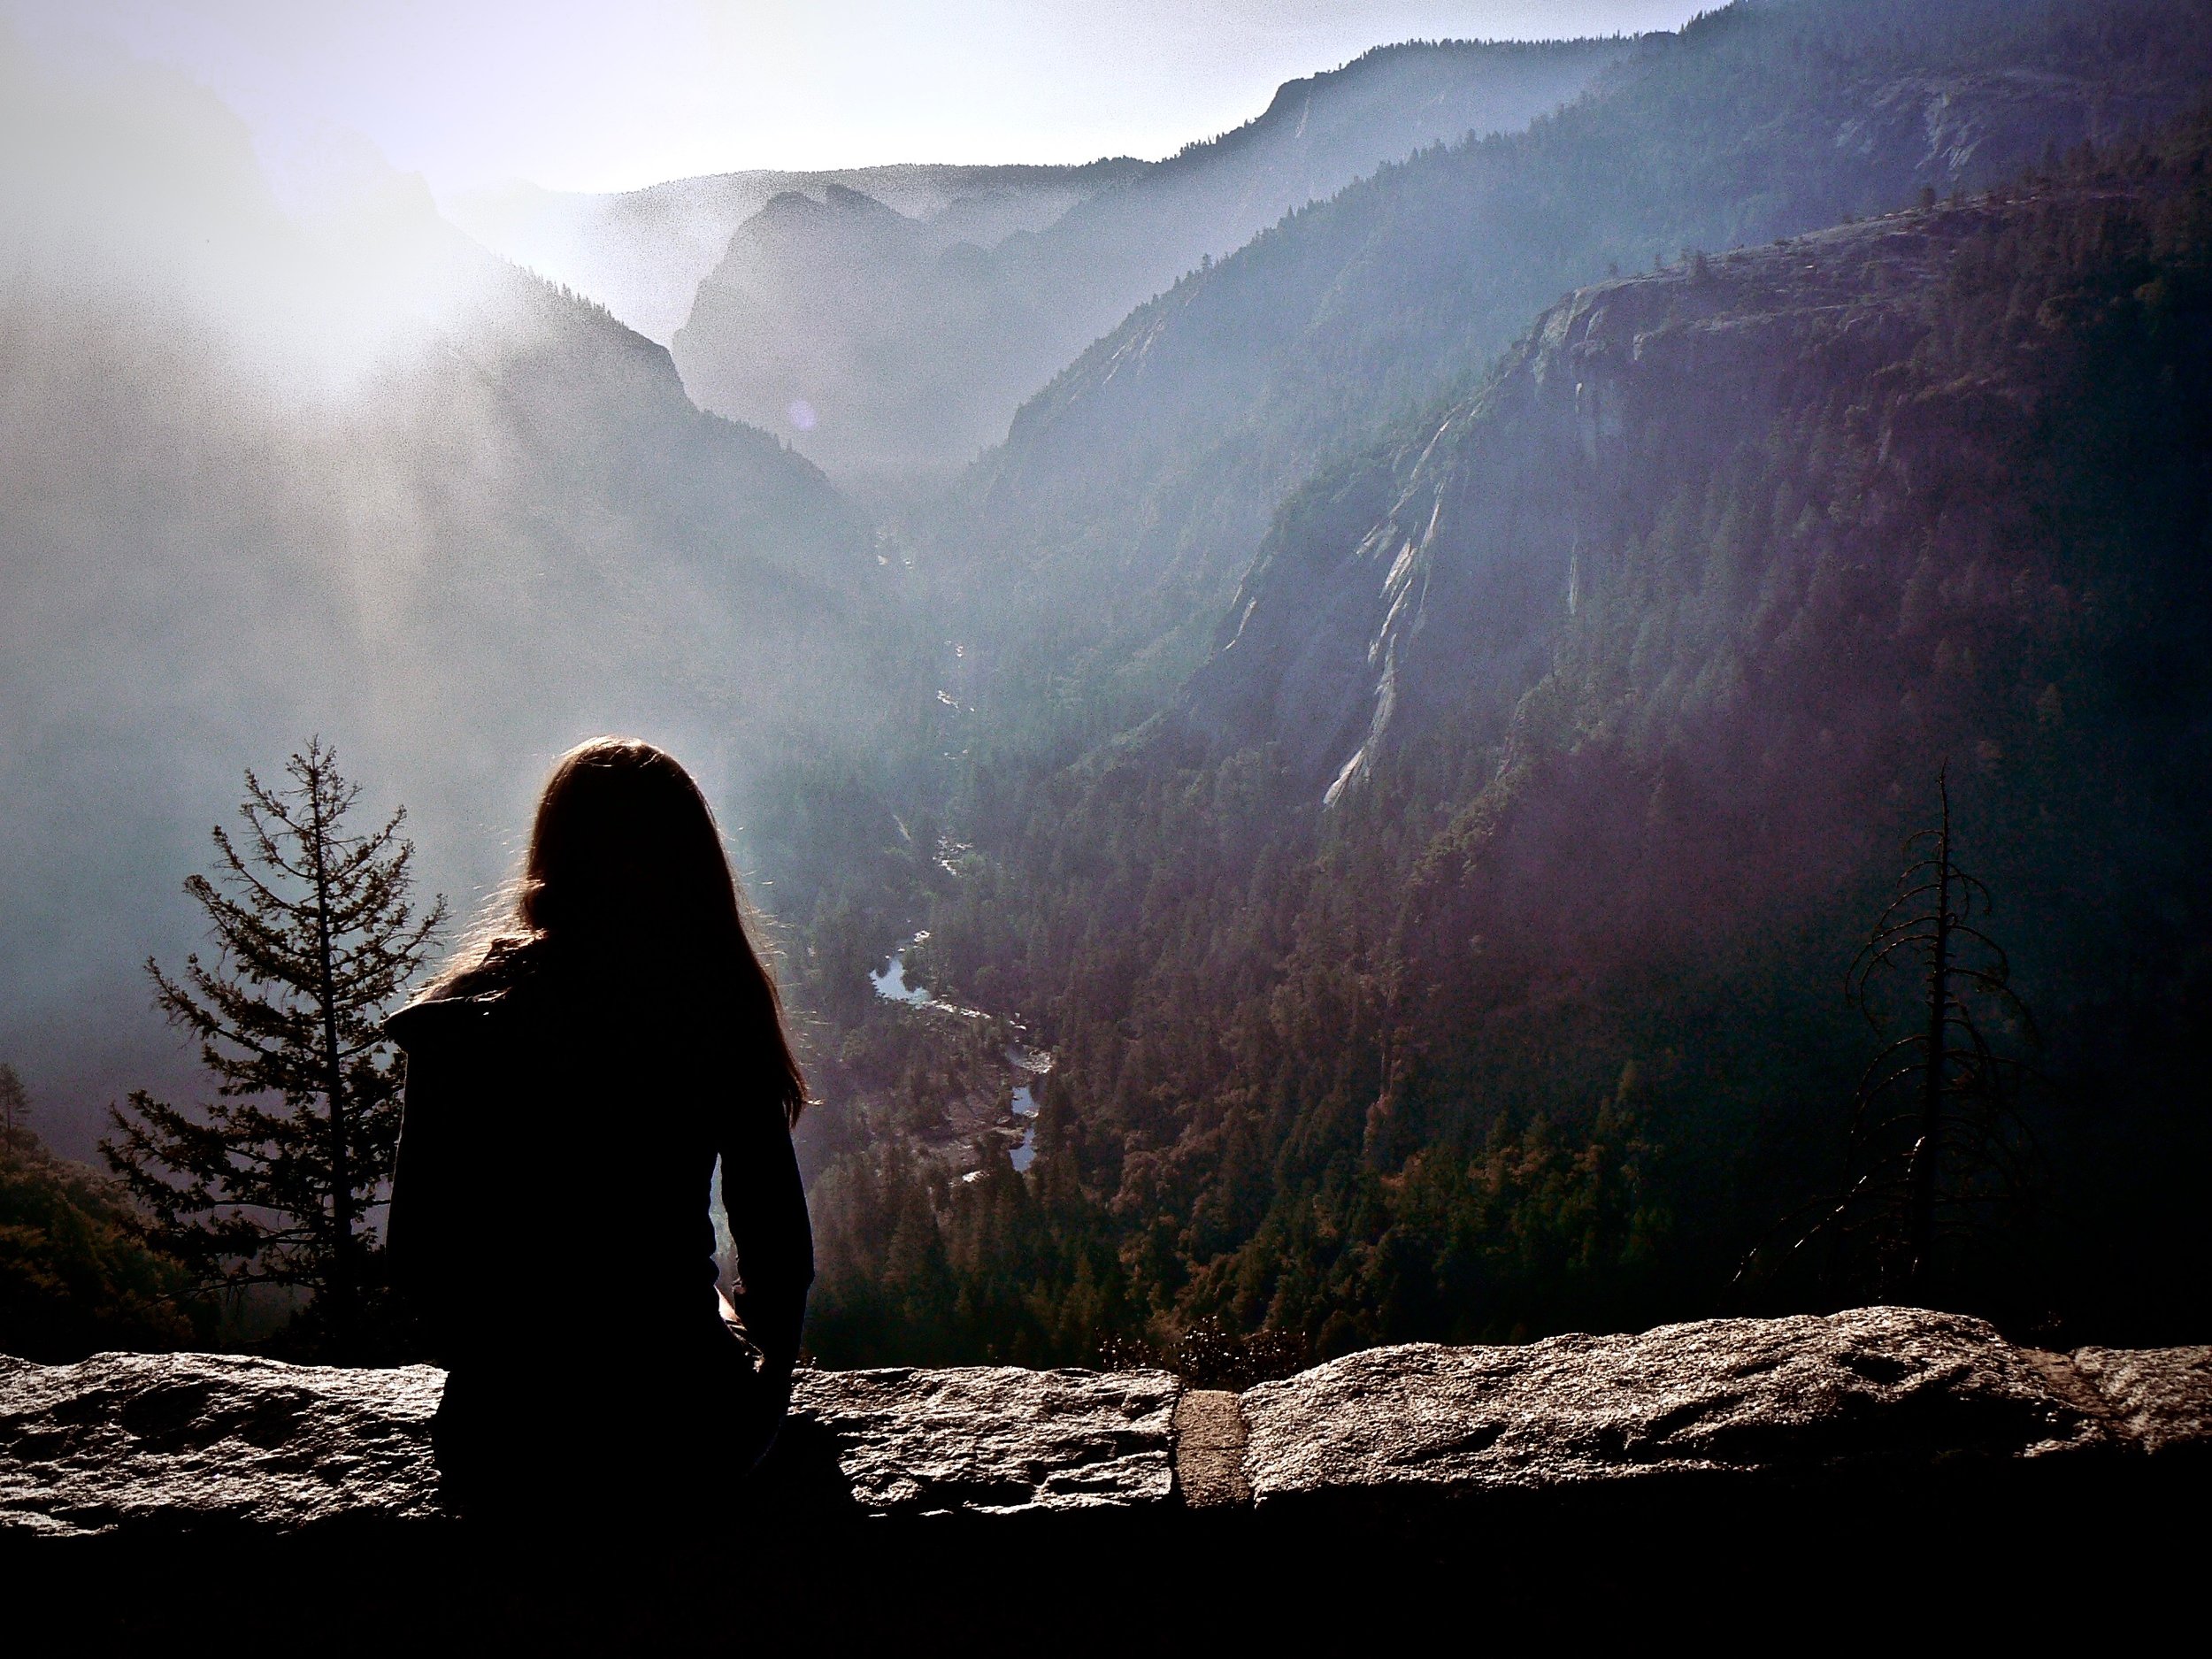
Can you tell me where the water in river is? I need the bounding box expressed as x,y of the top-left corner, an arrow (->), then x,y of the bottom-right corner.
872,935 -> 1051,1173
1010,1072 -> 1040,1172
868,947 -> 933,1006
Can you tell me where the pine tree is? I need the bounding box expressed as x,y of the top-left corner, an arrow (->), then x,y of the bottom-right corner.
0,1061 -> 27,1161
103,741 -> 445,1356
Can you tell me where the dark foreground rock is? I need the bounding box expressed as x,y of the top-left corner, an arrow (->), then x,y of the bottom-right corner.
4,1309 -> 2206,1643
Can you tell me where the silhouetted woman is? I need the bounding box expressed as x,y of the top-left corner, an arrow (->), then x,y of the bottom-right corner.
387,737 -> 811,1509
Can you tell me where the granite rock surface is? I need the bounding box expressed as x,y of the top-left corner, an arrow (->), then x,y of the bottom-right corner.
4,1308 -> 2206,1542
0,1352 -> 1179,1539
2063,1343 -> 2212,1456
782,1363 -> 1179,1517
1238,1307 -> 2188,1508
0,1350 -> 445,1540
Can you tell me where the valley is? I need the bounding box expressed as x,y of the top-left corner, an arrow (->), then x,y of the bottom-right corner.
790,0 -> 2212,1367
865,936 -> 1052,1177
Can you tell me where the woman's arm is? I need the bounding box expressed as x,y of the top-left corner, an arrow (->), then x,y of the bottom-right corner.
386,1020 -> 480,1366
721,1102 -> 814,1379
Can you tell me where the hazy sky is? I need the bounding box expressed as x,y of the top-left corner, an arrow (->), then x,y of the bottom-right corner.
7,1 -> 1706,195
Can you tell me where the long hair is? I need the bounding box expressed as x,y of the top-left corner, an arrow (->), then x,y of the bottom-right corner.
437,737 -> 805,1124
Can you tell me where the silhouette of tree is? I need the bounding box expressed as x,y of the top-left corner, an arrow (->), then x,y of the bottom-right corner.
0,1061 -> 27,1161
1832,765 -> 2039,1297
103,741 -> 445,1356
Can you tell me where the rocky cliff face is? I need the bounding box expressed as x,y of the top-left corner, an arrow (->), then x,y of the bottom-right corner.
1185,196 -> 2032,803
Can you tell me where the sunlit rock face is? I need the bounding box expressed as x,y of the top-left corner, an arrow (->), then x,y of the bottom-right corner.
774,1365 -> 1179,1518
1239,1308 -> 2201,1509
0,1352 -> 447,1540
0,1354 -> 1181,1539
4,1309 -> 2205,1543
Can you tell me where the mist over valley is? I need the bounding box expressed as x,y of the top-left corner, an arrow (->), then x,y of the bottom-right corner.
1,31 -> 883,1143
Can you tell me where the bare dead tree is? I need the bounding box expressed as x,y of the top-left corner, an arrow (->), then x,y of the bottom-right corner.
1832,764 -> 2038,1296
1734,765 -> 2040,1308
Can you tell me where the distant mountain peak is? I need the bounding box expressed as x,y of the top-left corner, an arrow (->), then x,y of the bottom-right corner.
672,35 -> 1634,484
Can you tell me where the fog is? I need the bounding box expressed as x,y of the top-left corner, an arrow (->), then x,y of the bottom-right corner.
0,28 -> 883,1156
446,162 -> 1133,349
452,36 -> 1631,490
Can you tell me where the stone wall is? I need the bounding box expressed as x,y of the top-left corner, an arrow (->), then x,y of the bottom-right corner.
5,1306 -> 2207,1640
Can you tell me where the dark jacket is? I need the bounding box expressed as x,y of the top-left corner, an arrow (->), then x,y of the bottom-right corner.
385,939 -> 811,1490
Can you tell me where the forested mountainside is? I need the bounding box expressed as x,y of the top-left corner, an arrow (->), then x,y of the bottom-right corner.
671,39 -> 1630,485
800,108 -> 2212,1367
449,158 -> 1148,347
0,39 -> 882,1152
939,0 -> 2212,749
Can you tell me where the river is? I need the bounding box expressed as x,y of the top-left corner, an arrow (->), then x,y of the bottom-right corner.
870,935 -> 1050,1174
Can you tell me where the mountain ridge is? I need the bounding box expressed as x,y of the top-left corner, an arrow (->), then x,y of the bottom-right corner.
670,36 -> 1635,484
448,155 -> 1150,346
814,93 -> 2212,1363
1184,194 -> 2079,802
939,0 -> 2212,750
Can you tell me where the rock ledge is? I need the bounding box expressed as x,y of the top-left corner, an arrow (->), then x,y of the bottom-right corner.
4,1307 -> 2204,1543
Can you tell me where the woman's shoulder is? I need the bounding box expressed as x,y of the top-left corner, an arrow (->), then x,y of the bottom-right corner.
386,936 -> 546,1050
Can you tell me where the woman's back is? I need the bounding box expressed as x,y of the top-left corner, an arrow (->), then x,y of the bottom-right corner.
389,946 -> 725,1353
383,739 -> 813,1509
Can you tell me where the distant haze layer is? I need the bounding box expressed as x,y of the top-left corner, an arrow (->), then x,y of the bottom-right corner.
5,2 -> 1706,194
658,39 -> 1634,484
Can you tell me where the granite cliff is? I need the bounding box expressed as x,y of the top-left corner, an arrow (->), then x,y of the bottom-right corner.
1184,192 -> 2073,800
